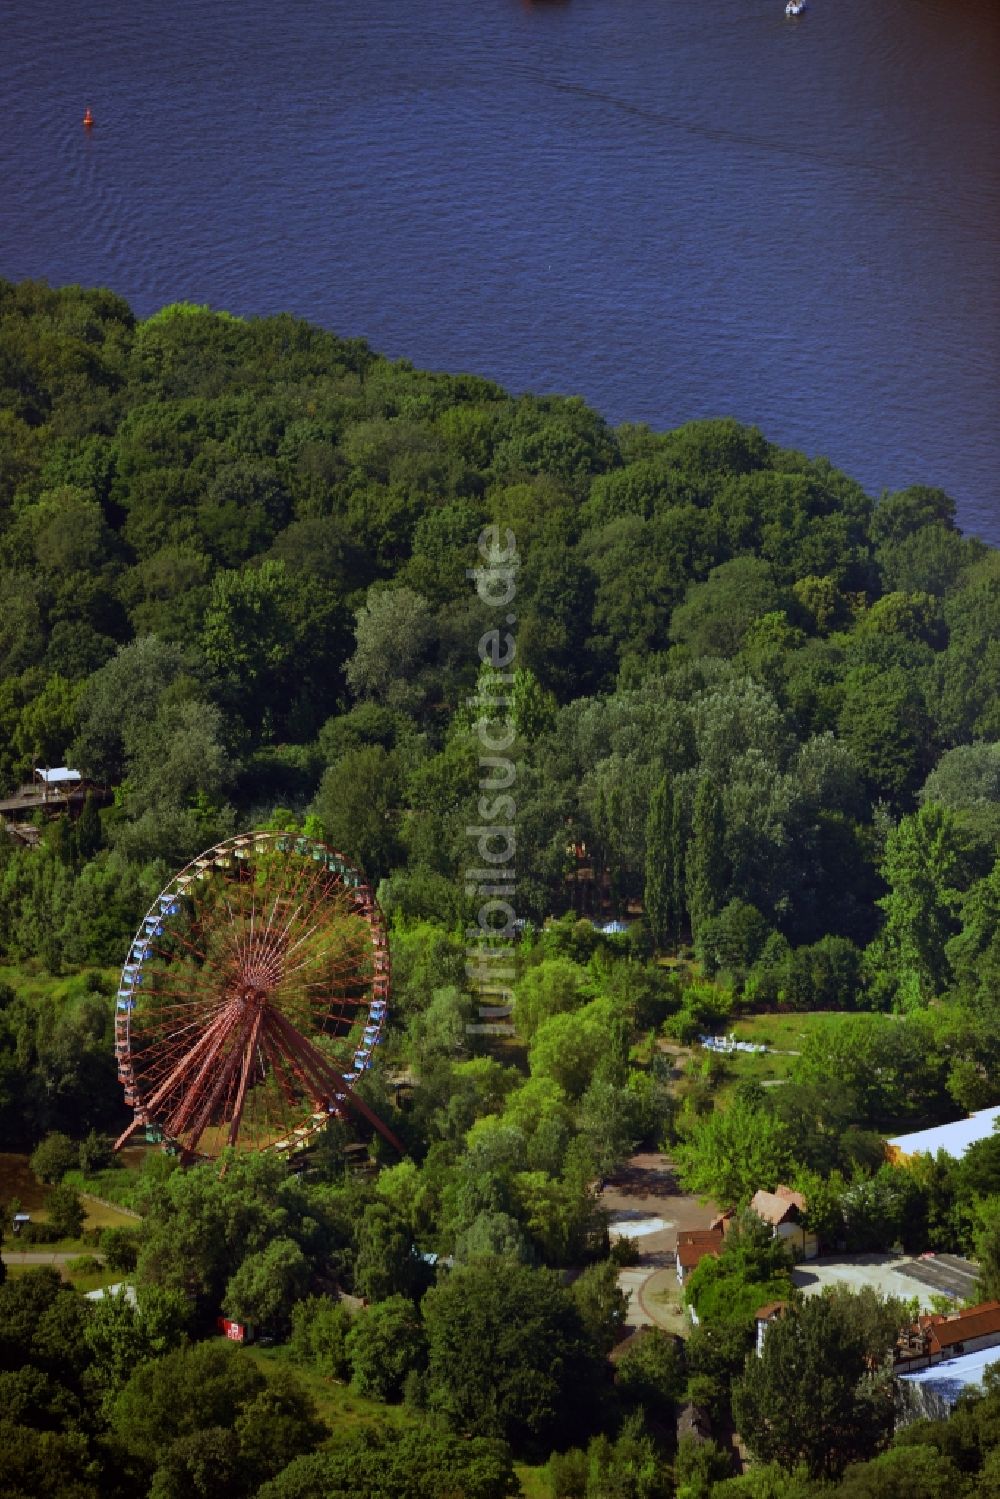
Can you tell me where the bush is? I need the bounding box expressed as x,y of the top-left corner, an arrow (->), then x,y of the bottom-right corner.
102,1225 -> 140,1272
18,1221 -> 61,1245
609,1236 -> 641,1267
79,1129 -> 113,1174
616,1328 -> 686,1408
67,1255 -> 103,1275
346,1294 -> 426,1402
30,1131 -> 79,1184
47,1183 -> 85,1239
289,1295 -> 353,1380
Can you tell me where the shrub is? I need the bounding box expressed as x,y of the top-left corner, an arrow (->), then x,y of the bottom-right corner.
67,1255 -> 103,1275
346,1294 -> 426,1402
30,1131 -> 79,1184
102,1225 -> 140,1272
609,1236 -> 641,1267
47,1183 -> 85,1239
18,1221 -> 61,1245
289,1295 -> 353,1380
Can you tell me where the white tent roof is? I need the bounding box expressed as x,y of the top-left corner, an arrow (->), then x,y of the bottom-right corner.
35,767 -> 82,785
889,1105 -> 1000,1162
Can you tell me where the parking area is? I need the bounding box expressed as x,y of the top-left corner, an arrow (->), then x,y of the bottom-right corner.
792,1252 -> 979,1308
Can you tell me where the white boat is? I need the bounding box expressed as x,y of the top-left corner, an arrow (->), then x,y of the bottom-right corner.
785,1 -> 805,13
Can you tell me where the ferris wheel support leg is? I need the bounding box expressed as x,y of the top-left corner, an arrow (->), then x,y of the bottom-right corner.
113,1115 -> 145,1153
264,1007 -> 406,1154
183,1035 -> 251,1158
227,1008 -> 265,1150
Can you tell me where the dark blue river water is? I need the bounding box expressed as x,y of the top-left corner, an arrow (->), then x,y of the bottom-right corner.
1,0 -> 997,542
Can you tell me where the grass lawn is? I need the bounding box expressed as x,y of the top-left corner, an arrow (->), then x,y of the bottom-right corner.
683,1012 -> 852,1107
713,1047 -> 797,1091
641,1267 -> 690,1338
1,1151 -> 140,1252
0,963 -> 119,1004
730,1011 -> 853,1052
4,1258 -> 123,1293
515,1463 -> 551,1498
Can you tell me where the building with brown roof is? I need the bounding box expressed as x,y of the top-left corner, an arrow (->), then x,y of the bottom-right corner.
895,1300 -> 1000,1373
676,1227 -> 726,1287
748,1185 -> 818,1260
754,1298 -> 790,1355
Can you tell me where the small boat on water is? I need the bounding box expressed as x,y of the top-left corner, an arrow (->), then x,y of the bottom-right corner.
785,1 -> 805,14
83,107 -> 94,127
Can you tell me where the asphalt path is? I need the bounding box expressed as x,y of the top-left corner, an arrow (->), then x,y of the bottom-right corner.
2,1250 -> 105,1265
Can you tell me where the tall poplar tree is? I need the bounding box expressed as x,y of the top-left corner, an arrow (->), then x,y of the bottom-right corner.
686,777 -> 727,947
644,774 -> 675,950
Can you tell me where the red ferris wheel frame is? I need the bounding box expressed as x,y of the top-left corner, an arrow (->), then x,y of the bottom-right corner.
113,831 -> 402,1160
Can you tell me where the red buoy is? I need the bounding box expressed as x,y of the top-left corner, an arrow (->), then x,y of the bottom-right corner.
83,108 -> 94,128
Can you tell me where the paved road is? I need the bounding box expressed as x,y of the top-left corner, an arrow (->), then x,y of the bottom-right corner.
2,1251 -> 105,1265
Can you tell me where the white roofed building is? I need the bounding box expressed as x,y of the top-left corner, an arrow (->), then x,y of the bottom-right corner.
888,1106 -> 1000,1164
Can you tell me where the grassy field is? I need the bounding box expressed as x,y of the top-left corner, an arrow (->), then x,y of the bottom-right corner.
4,1256 -> 124,1292
0,963 -> 118,1003
515,1463 -> 550,1498
730,1010 -> 854,1051
641,1267 -> 690,1338
678,1011 -> 852,1108
1,1151 -> 140,1248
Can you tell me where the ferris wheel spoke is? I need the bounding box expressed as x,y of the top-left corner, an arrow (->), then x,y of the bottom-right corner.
244,869 -> 290,995
181,1024 -> 252,1156
147,919 -> 216,970
136,983 -> 226,1014
280,947 -> 371,994
262,1008 -> 328,1105
278,921 -> 366,995
282,872 -> 351,956
147,998 -> 243,1124
247,851 -> 318,982
232,860 -> 267,987
263,857 -> 336,974
260,1023 -> 308,1122
226,1008 -> 266,1149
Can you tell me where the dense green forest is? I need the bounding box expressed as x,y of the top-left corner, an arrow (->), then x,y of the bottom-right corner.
2,279 -> 1000,1498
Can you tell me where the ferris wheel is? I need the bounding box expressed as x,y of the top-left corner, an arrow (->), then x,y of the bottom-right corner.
113,831 -> 402,1160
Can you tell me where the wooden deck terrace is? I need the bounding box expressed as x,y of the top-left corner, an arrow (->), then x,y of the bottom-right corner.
0,783 -> 101,816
